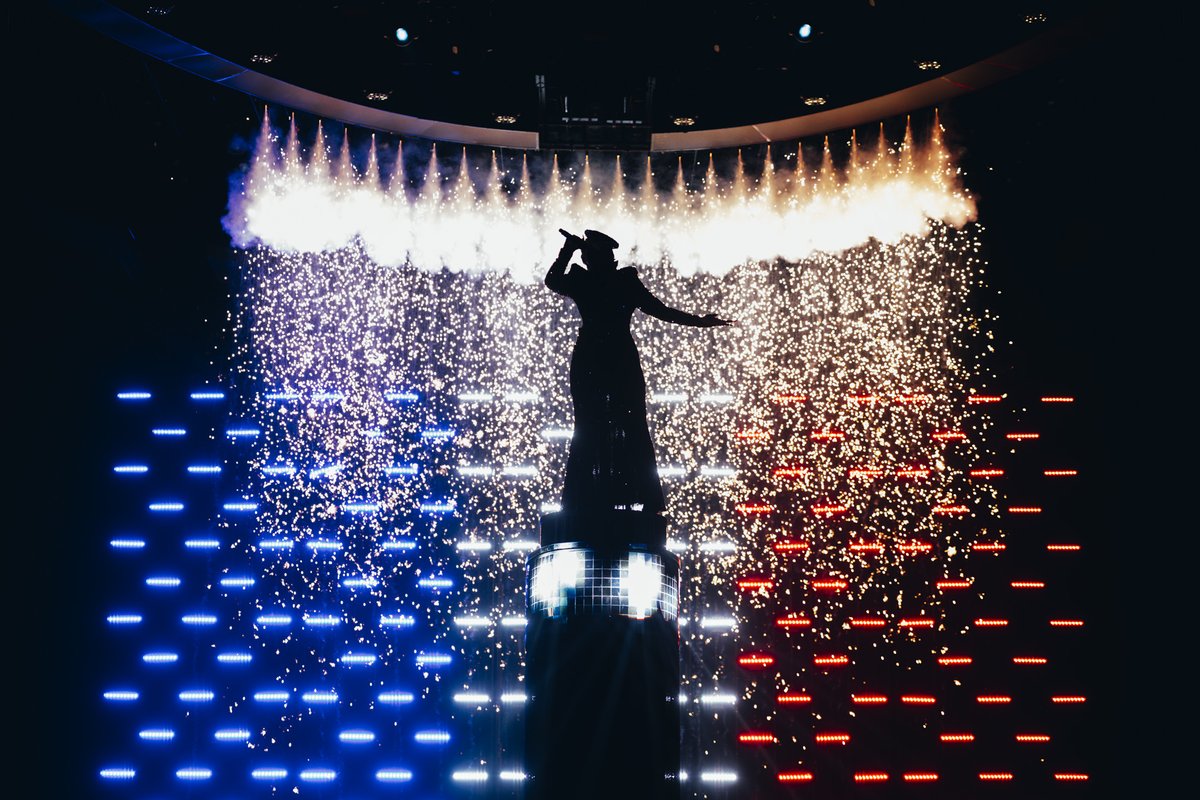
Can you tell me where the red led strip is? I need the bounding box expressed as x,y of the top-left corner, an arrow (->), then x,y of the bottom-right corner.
901,695 -> 936,704
976,695 -> 1012,704
735,502 -> 773,514
737,732 -> 777,744
1051,695 -> 1086,704
775,615 -> 812,628
895,467 -> 931,478
854,772 -> 888,782
1050,619 -> 1084,627
940,733 -> 975,742
811,579 -> 847,590
737,578 -> 773,591
967,394 -> 1002,404
811,503 -> 848,515
1013,656 -> 1048,665
1041,396 -> 1075,403
773,466 -> 808,478
1008,505 -> 1042,514
774,540 -> 809,552
903,772 -> 939,782
1016,734 -> 1050,742
937,656 -> 972,666
899,541 -> 933,554
811,430 -> 846,441
772,393 -> 808,404
850,617 -> 886,628
852,694 -> 888,705
737,653 -> 775,668
1006,432 -> 1040,440
1055,773 -> 1089,781
974,618 -> 1009,627
849,394 -> 881,404
972,542 -> 1006,552
932,504 -> 969,515
1044,469 -> 1078,476
932,431 -> 966,441
814,654 -> 849,667
777,693 -> 812,705
936,579 -> 972,590
848,467 -> 885,478
899,618 -> 934,628
1011,580 -> 1046,589
736,429 -> 770,442
777,771 -> 814,783
895,393 -> 930,404
849,541 -> 884,553
1047,544 -> 1081,551
979,772 -> 1014,781
815,732 -> 851,744
969,468 -> 1004,478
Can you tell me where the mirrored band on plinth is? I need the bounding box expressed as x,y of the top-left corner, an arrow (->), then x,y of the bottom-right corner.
527,543 -> 679,621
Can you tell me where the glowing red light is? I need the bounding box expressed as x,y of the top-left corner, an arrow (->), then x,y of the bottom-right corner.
899,618 -> 934,628
932,504 -> 969,515
854,771 -> 888,782
811,579 -> 847,590
979,772 -> 1014,781
974,618 -> 1008,627
1013,656 -> 1048,665
852,694 -> 888,705
811,503 -> 847,515
899,541 -> 933,554
1011,580 -> 1046,589
850,617 -> 886,628
932,431 -> 966,441
976,695 -> 1012,704
1047,543 -> 1081,551
1054,773 -> 1089,781
895,467 -> 931,478
735,502 -> 773,514
972,542 -> 1006,552
940,733 -> 975,742
1050,619 -> 1084,627
774,540 -> 809,552
969,468 -> 1004,478
1044,469 -> 1078,476
1016,734 -> 1050,742
849,541 -> 884,553
814,654 -> 849,667
895,393 -> 930,404
967,394 -> 1002,404
1006,432 -> 1039,440
777,771 -> 814,783
736,429 -> 770,442
815,732 -> 851,744
738,732 -> 777,744
737,578 -> 773,591
811,430 -> 845,441
775,615 -> 812,628
772,393 -> 808,404
848,467 -> 885,478
903,772 -> 939,782
1051,695 -> 1086,704
773,466 -> 808,478
937,656 -> 972,666
776,693 -> 812,705
848,394 -> 881,404
1041,396 -> 1075,403
936,579 -> 972,590
902,695 -> 936,704
737,653 -> 774,668
1008,505 -> 1042,514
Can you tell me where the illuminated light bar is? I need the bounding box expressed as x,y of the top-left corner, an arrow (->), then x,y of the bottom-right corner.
457,465 -> 494,477
179,690 -> 215,703
814,654 -> 849,667
904,772 -> 939,782
666,538 -> 687,553
343,577 -> 380,589
415,652 -> 452,667
772,393 -> 808,403
265,390 -> 301,401
107,613 -> 142,626
700,466 -> 737,478
304,614 -> 342,628
421,428 -> 455,440
456,540 -> 493,554
896,467 -> 930,478
776,692 -> 812,705
736,429 -> 770,442
930,578 -> 970,591
311,391 -> 345,402
979,772 -> 1014,781
699,540 -> 737,554
738,732 -> 777,744
343,501 -> 380,513
811,579 -> 847,590
378,690 -> 415,705
381,614 -> 416,628
700,771 -> 738,784
1008,506 -> 1042,514
651,392 -> 688,403
501,540 -> 538,553
301,690 -> 339,705
849,541 -> 884,553
148,501 -> 184,512
501,616 -> 527,628
175,767 -> 213,781
216,652 -> 252,664
699,392 -> 734,403
181,613 -> 218,626
901,695 -> 937,704
451,770 -> 488,783
1016,734 -> 1051,742
502,465 -> 538,477
899,541 -> 933,554
299,768 -> 337,783
967,394 -> 1002,404
458,391 -> 494,402
899,618 -> 935,628
454,616 -> 491,629
1051,695 -> 1087,704
138,728 -> 175,741
189,390 -> 225,400
775,615 -> 811,628
848,468 -> 885,478
261,465 -> 296,476
417,576 -> 452,589
255,613 -> 292,627
1047,543 -> 1081,551
420,500 -> 456,513
113,464 -> 148,474
850,618 -> 886,628
938,656 -> 973,666
222,501 -> 258,512
735,502 -> 773,514
974,618 -> 1008,627
499,770 -> 527,782
500,692 -> 528,704
972,542 -> 1006,552
848,393 -> 881,404
1041,396 -> 1075,403
145,576 -> 181,588
306,540 -> 342,552
778,771 -> 814,783
117,391 -> 151,401
251,768 -> 289,781
454,692 -> 490,705
186,464 -> 221,475
376,769 -> 414,783
658,466 -> 686,478
225,427 -> 261,439
1044,469 -> 1078,476
932,431 -> 966,441
811,430 -> 845,441
1006,432 -> 1039,440
252,690 -> 290,703
774,540 -> 809,552
1012,581 -> 1046,589
103,690 -> 139,702
852,694 -> 888,705
340,652 -> 377,666
976,695 -> 1012,704
151,427 -> 186,437
702,692 -> 738,706
110,538 -> 145,550
503,390 -> 540,402
308,465 -> 342,479
382,539 -> 417,552
384,464 -> 419,477
219,576 -> 255,589
542,427 -> 573,439
940,733 -> 975,742
1055,773 -> 1090,781
932,504 -> 969,515
1050,619 -> 1085,627
737,578 -> 773,591
969,468 -> 1004,478
384,390 -> 419,402
213,728 -> 250,742
773,466 -> 808,478
338,729 -> 376,743
737,653 -> 775,668
853,771 -> 888,782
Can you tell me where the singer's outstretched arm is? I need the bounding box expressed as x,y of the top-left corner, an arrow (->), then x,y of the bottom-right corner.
638,279 -> 730,327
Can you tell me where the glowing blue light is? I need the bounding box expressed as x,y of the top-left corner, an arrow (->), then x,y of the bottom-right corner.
142,652 -> 178,665
259,538 -> 294,551
253,690 -> 290,703
798,22 -> 812,38
413,730 -> 451,744
103,690 -> 139,702
420,499 -> 455,513
453,691 -> 490,705
458,391 -> 493,402
306,540 -> 342,552
99,767 -> 136,780
701,692 -> 737,706
299,768 -> 337,783
214,728 -> 251,742
178,689 -> 215,703
541,502 -> 562,513
225,427 -> 260,439
456,540 -> 492,553
110,538 -> 145,550
187,464 -> 222,474
420,428 -> 454,440
312,391 -> 345,402
261,465 -> 296,476
377,690 -> 414,705
264,390 -> 300,401
342,577 -> 379,589
107,613 -> 143,625
500,616 -> 527,630
384,390 -> 419,402
382,539 -> 417,551
304,614 -> 342,628
151,427 -> 186,437
190,390 -> 225,401
181,613 -> 218,626
701,770 -> 738,784
340,652 -> 377,666
452,769 -> 488,783
500,770 -> 527,781
222,500 -> 258,512
184,538 -> 220,550
384,464 -> 418,476
503,390 -> 540,402
343,501 -> 379,513
217,652 -> 253,664
454,616 -> 490,628
394,26 -> 410,43
251,767 -> 289,781
138,728 -> 175,741
542,427 -> 573,439
338,729 -> 376,743
113,464 -> 149,474
376,768 -> 414,782
117,391 -> 151,401
309,464 -> 342,478
457,465 -> 493,477
302,690 -> 339,705
219,575 -> 255,588
700,615 -> 737,629
502,464 -> 538,477
380,614 -> 415,628
415,651 -> 451,667
176,767 -> 213,781
417,576 -> 452,589
502,540 -> 538,553
500,692 -> 527,704
148,501 -> 184,512
145,575 -> 181,588
255,613 -> 293,627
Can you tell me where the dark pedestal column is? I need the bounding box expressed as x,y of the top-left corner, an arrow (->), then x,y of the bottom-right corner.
524,512 -> 680,800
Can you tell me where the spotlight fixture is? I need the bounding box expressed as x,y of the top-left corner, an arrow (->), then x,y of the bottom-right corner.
365,91 -> 391,101
672,116 -> 696,127
394,26 -> 411,45
250,53 -> 277,65
915,60 -> 942,71
494,114 -> 518,125
803,96 -> 826,106
797,23 -> 813,40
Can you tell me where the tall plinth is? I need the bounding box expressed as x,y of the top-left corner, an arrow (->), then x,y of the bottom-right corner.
524,511 -> 681,800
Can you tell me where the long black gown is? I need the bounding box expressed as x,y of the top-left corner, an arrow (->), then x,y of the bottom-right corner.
545,248 -> 712,515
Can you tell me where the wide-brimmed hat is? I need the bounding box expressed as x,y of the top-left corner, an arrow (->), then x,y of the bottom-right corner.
583,229 -> 619,250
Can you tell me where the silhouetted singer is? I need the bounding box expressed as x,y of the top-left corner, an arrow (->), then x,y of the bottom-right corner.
546,228 -> 732,516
